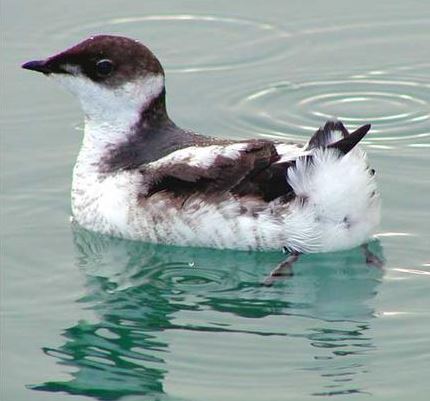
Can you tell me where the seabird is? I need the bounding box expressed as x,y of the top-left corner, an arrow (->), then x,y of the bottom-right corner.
22,35 -> 381,282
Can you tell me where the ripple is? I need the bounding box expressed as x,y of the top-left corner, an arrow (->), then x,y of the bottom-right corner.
45,14 -> 290,73
392,268 -> 430,276
228,74 -> 430,147
375,232 -> 416,238
156,263 -> 240,293
203,17 -> 429,149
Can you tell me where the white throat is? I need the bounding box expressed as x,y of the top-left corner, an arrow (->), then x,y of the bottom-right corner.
52,72 -> 165,152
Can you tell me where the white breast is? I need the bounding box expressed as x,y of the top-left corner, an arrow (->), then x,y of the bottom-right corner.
71,164 -> 142,237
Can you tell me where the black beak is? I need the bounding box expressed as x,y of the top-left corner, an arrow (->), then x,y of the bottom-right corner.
21,59 -> 53,74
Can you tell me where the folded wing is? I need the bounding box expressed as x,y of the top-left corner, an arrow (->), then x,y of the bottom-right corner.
139,121 -> 371,203
139,139 -> 292,200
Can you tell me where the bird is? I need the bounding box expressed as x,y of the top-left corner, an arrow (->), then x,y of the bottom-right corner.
22,35 -> 381,281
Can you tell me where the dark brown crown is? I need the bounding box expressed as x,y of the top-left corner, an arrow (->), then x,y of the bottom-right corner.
23,35 -> 164,88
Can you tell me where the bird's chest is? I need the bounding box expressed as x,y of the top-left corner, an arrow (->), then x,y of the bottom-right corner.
71,166 -> 141,236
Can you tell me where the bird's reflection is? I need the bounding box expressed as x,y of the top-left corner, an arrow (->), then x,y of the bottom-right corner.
32,225 -> 384,400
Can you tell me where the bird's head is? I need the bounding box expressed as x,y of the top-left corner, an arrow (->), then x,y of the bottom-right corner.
22,35 -> 166,130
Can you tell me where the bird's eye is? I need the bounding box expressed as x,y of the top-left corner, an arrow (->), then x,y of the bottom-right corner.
96,59 -> 114,76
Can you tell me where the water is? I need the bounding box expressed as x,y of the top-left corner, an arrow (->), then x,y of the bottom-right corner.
1,1 -> 429,400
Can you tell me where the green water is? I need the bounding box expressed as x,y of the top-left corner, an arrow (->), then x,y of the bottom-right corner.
1,1 -> 429,400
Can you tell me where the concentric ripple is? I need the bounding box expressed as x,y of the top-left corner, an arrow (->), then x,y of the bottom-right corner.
46,15 -> 290,72
157,265 -> 237,293
229,73 -> 430,148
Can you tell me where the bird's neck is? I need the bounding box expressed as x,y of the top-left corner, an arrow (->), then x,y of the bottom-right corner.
77,86 -> 170,174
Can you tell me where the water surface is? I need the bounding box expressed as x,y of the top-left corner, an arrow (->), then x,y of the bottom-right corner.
1,1 -> 429,400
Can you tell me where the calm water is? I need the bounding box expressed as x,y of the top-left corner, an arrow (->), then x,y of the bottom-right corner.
1,1 -> 429,400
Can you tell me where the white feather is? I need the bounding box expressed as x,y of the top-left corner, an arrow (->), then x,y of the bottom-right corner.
147,143 -> 249,170
287,147 -> 380,252
275,143 -> 309,163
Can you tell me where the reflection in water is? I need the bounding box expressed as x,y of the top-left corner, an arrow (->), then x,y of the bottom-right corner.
32,226 -> 383,400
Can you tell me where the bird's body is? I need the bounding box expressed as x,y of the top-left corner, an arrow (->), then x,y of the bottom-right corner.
23,35 -> 380,254
71,131 -> 379,253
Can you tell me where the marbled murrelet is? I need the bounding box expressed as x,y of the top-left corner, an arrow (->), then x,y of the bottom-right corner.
22,35 -> 380,254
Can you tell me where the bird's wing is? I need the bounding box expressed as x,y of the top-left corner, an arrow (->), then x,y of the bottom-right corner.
139,139 -> 288,199
138,121 -> 370,201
